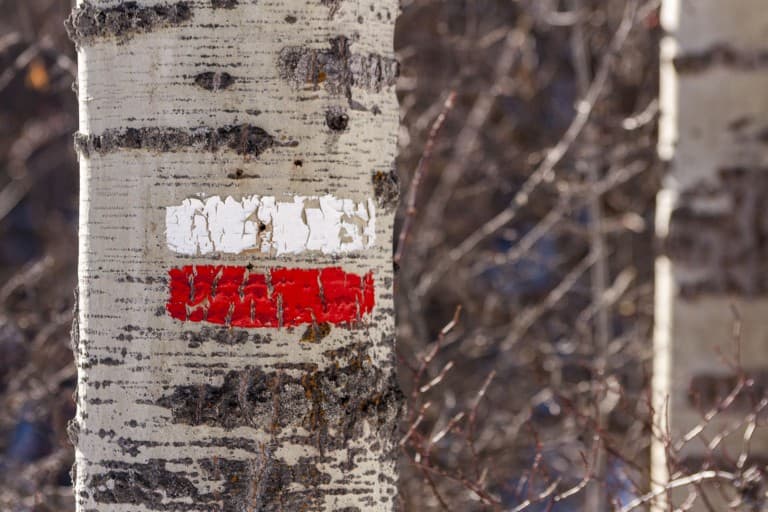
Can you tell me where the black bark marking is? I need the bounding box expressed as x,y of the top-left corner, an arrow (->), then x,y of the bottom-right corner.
674,44 -> 768,74
66,419 -> 80,446
90,460 -> 200,510
729,116 -> 754,132
200,454 -> 331,512
277,36 -> 398,103
665,167 -> 768,296
66,1 -> 192,46
70,287 -> 79,356
688,370 -> 768,412
226,168 -> 261,180
156,349 -> 402,443
325,107 -> 349,132
194,71 -> 235,91
284,15 -> 298,24
183,327 -> 271,348
372,169 -> 400,211
211,0 -> 238,8
74,125 -> 292,158
116,437 -> 162,457
320,0 -> 343,19
90,455 -> 338,511
157,367 -> 280,430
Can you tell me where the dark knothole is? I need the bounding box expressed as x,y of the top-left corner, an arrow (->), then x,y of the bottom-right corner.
325,109 -> 349,132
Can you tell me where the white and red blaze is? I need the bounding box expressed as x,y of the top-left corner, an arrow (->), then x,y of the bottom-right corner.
164,194 -> 378,328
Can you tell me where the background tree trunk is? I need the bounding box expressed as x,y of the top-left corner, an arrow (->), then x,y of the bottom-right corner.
68,1 -> 399,510
654,0 -> 768,509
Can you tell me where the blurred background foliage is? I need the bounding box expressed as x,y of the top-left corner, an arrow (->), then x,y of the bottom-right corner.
0,0 -> 661,510
395,1 -> 659,508
1,1 -> 78,509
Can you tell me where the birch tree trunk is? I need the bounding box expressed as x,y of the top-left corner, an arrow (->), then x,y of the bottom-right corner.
67,1 -> 400,510
654,0 -> 768,509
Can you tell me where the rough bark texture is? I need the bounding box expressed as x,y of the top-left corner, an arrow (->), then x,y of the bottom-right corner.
70,1 -> 399,510
653,1 -> 768,509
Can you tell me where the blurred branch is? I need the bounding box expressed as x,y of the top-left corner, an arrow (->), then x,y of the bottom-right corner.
395,91 -> 456,265
0,113 -> 74,222
0,42 -> 41,94
417,29 -> 525,258
500,249 -> 600,352
416,0 -> 643,297
619,471 -> 737,512
468,160 -> 646,277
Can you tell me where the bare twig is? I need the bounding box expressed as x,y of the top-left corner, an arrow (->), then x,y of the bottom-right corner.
416,0 -> 641,296
619,471 -> 737,512
395,91 -> 457,265
418,30 -> 524,257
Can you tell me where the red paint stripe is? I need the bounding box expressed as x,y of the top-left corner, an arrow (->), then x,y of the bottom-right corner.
166,265 -> 375,328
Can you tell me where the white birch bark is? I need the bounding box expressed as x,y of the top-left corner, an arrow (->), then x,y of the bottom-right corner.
68,1 -> 400,510
654,1 -> 768,509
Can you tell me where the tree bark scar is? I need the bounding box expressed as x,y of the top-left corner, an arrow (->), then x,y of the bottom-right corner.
664,167 -> 768,296
194,71 -> 235,91
674,44 -> 768,74
89,456 -> 326,511
155,359 -> 402,441
89,460 -> 199,509
200,455 -> 332,512
66,1 -> 192,46
372,168 -> 400,211
74,125 -> 293,158
278,36 -> 399,103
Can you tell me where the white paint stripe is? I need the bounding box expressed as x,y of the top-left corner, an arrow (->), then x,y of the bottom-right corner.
166,195 -> 376,256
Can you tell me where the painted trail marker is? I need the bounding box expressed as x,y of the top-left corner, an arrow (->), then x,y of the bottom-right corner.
167,265 -> 375,328
166,194 -> 376,256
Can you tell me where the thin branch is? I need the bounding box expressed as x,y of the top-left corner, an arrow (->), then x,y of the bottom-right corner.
395,91 -> 457,265
416,0 -> 641,296
418,30 -> 524,258
619,471 -> 737,512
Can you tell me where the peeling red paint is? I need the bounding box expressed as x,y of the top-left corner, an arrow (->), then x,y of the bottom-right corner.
167,265 -> 375,328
